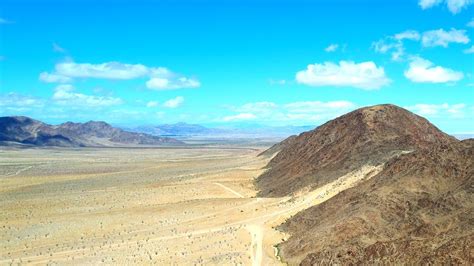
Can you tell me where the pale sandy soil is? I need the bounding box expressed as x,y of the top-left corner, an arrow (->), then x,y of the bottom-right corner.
0,147 -> 382,265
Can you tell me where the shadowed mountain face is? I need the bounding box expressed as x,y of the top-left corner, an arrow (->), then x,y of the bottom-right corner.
0,116 -> 182,147
257,104 -> 457,197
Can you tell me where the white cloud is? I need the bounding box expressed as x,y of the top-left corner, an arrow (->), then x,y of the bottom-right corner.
146,76 -> 200,90
296,61 -> 390,90
39,72 -> 72,83
404,57 -> 463,83
372,38 -> 406,61
41,61 -> 200,90
375,28 -> 470,61
55,61 -> 149,79
52,42 -> 66,53
324,44 -> 339,52
373,40 -> 395,54
52,84 -> 123,107
419,0 -> 442,9
394,30 -> 421,41
446,0 -> 473,13
407,103 -> 466,118
463,45 -> 474,53
419,0 -> 473,13
422,29 -> 470,47
222,113 -> 257,122
163,96 -> 184,108
146,101 -> 159,108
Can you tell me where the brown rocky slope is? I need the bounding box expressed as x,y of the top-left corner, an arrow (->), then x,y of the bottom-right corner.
257,104 -> 457,197
278,139 -> 473,264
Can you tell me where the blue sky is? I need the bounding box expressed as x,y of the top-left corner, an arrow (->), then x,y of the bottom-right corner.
0,0 -> 473,133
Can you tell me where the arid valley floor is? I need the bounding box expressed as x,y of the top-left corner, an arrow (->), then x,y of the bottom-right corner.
1,145 -> 384,265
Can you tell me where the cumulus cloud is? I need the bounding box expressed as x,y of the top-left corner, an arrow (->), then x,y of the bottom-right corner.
404,57 -> 463,83
52,84 -> 123,107
146,77 -> 200,90
222,113 -> 257,122
324,44 -> 339,52
54,61 -> 149,80
146,101 -> 159,108
40,61 -> 200,90
163,96 -> 184,108
419,0 -> 473,13
296,61 -> 390,90
372,36 -> 407,61
373,30 -> 420,61
374,28 -> 469,62
373,38 -> 406,61
419,0 -> 443,9
446,0 -> 473,13
394,30 -> 421,41
39,72 -> 72,83
407,103 -> 466,117
421,29 -> 470,47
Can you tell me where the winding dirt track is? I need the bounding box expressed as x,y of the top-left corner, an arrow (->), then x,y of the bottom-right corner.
1,147 -> 382,265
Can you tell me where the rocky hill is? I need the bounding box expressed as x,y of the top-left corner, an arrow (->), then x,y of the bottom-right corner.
0,116 -> 182,147
256,104 -> 473,264
257,104 -> 456,196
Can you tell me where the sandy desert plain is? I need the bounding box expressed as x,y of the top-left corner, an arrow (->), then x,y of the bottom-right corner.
0,144 -> 380,265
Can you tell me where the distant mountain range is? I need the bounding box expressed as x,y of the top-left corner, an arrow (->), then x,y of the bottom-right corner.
0,116 -> 182,147
127,122 -> 314,139
130,122 -> 225,137
257,104 -> 473,264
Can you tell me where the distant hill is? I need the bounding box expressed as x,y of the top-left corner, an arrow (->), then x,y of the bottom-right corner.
128,123 -> 313,139
131,122 -> 225,136
257,104 -> 473,264
0,116 -> 183,147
